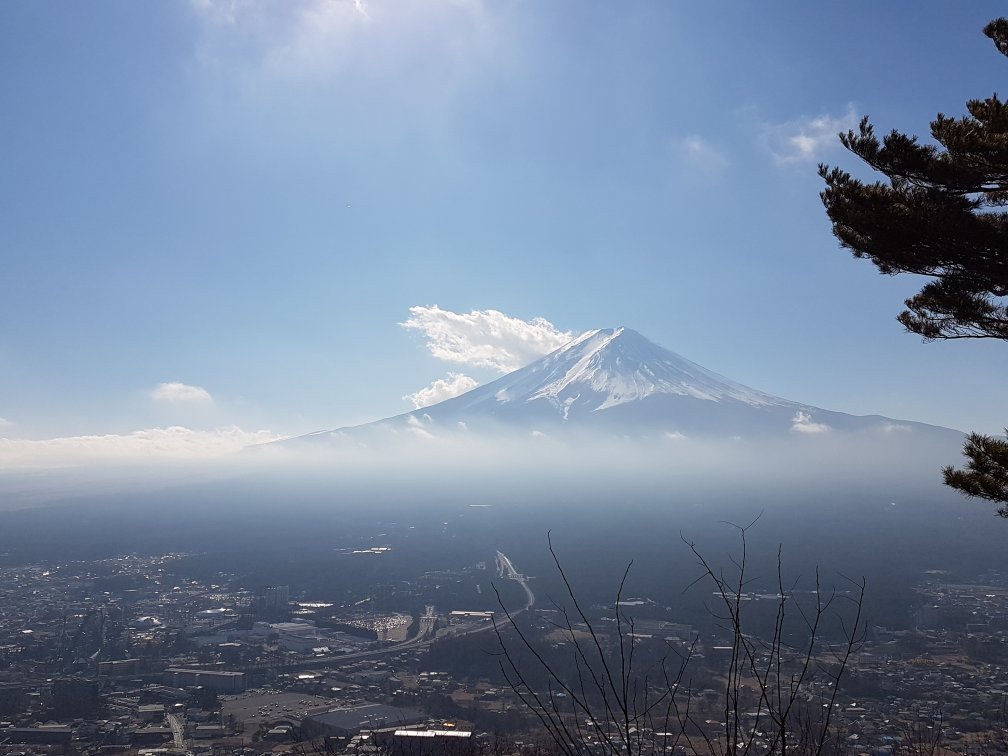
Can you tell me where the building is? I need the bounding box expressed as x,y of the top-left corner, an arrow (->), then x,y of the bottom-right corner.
131,727 -> 174,746
302,703 -> 424,737
376,729 -> 474,756
164,668 -> 245,693
448,611 -> 493,625
193,725 -> 230,739
262,586 -> 290,616
99,658 -> 141,676
139,703 -> 166,722
3,726 -> 73,745
0,684 -> 28,716
51,676 -> 100,718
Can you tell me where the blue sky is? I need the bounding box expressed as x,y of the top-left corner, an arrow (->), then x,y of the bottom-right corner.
2,1 -> 1007,458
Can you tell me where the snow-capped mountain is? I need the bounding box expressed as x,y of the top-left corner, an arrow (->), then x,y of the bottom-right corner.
442,327 -> 783,414
294,327 -> 961,442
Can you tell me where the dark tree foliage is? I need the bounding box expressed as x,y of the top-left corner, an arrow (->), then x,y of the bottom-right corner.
943,432 -> 1008,515
819,19 -> 1008,514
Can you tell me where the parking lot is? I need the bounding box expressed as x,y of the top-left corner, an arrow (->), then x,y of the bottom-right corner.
221,690 -> 334,728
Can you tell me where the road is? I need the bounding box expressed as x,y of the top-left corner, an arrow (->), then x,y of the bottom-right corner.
285,550 -> 534,670
167,713 -> 186,750
496,550 -> 535,611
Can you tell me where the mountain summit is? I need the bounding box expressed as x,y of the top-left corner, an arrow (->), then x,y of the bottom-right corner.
454,326 -> 783,415
294,327 -> 959,442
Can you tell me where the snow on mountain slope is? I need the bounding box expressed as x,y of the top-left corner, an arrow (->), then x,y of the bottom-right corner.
473,327 -> 782,411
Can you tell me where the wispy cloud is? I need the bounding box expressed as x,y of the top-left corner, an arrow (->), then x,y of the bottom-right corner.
190,0 -> 369,31
402,305 -> 574,373
675,135 -> 729,177
182,0 -> 517,177
151,382 -> 213,403
0,417 -> 12,429
189,0 -> 499,84
404,372 -> 478,409
791,410 -> 830,434
0,426 -> 283,468
761,103 -> 858,165
190,0 -> 246,25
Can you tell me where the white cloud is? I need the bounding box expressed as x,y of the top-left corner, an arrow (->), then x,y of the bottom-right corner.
762,103 -> 858,164
402,305 -> 574,373
404,372 -> 478,409
664,431 -> 686,441
0,417 -> 12,429
791,411 -> 830,434
151,382 -> 214,403
405,414 -> 434,440
675,135 -> 729,177
882,422 -> 911,433
0,426 -> 284,468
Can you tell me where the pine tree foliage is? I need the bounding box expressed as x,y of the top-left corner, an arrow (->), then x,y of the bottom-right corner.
819,19 -> 1008,512
942,432 -> 1008,515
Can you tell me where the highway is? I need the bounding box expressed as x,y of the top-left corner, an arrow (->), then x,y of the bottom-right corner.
496,550 -> 535,611
285,550 -> 533,670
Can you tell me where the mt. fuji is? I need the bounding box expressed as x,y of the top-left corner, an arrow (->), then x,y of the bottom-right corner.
294,327 -> 960,443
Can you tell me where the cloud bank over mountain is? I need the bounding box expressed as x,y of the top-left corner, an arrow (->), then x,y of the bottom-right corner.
0,323 -> 963,499
401,305 -> 574,373
404,373 -> 479,409
0,426 -> 283,470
